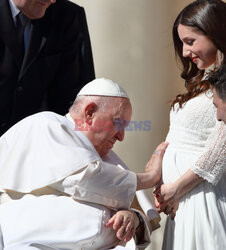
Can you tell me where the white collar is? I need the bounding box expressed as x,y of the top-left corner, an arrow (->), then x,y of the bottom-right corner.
8,0 -> 20,25
65,113 -> 102,158
65,113 -> 75,125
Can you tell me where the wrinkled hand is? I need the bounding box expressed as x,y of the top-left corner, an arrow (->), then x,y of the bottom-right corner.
145,142 -> 169,183
105,210 -> 139,242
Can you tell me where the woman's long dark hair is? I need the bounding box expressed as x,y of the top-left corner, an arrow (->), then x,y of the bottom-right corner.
172,0 -> 226,108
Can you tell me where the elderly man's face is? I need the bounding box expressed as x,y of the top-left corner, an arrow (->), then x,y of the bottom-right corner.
13,0 -> 56,19
213,88 -> 226,124
87,98 -> 132,157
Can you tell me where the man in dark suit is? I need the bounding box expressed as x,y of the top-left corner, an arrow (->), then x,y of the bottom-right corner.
0,0 -> 95,136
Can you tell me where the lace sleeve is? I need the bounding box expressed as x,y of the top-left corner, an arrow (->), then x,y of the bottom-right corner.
191,122 -> 226,185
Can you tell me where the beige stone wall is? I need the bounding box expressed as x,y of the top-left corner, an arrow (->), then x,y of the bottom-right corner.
71,0 -> 191,249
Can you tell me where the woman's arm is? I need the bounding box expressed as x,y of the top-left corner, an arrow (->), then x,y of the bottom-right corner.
155,122 -> 226,213
155,169 -> 203,204
191,122 -> 226,185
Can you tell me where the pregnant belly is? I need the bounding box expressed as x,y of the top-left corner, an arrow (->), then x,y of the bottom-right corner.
162,146 -> 200,183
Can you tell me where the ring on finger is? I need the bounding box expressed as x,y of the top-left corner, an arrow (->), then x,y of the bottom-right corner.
154,150 -> 159,155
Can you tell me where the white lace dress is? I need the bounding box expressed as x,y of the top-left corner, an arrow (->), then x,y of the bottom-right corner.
161,91 -> 226,250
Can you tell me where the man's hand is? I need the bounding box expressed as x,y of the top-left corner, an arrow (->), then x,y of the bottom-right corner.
105,210 -> 140,242
136,142 -> 169,190
145,141 -> 169,176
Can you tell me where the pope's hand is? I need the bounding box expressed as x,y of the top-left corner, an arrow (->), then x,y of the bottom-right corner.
105,210 -> 139,242
145,142 -> 169,182
136,142 -> 169,190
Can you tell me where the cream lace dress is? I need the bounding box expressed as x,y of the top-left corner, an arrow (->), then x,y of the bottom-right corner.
161,91 -> 226,250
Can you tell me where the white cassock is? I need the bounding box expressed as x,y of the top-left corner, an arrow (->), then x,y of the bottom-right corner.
0,112 -> 152,250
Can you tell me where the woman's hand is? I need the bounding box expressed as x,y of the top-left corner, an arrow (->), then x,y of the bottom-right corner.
154,183 -> 180,218
155,193 -> 179,219
105,210 -> 140,242
154,183 -> 179,204
154,169 -> 204,218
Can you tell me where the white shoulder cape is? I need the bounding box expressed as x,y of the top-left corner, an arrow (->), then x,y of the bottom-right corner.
0,112 -> 101,192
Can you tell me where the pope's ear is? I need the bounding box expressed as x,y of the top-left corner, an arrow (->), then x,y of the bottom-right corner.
84,102 -> 98,125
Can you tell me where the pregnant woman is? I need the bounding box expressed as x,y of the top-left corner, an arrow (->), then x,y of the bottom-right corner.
155,1 -> 226,249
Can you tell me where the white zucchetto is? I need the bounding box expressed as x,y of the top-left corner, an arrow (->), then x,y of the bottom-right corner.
77,78 -> 129,98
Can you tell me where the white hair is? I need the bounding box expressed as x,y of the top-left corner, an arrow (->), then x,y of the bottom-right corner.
69,95 -> 127,115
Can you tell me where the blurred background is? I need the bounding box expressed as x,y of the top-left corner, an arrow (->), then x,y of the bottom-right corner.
72,0 -> 191,249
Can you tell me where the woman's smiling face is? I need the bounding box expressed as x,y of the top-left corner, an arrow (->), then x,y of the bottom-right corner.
178,24 -> 217,70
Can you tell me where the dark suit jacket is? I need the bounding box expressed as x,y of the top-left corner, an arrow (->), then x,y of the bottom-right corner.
0,0 -> 95,135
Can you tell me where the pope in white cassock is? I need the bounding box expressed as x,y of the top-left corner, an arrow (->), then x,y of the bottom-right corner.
0,78 -> 167,250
